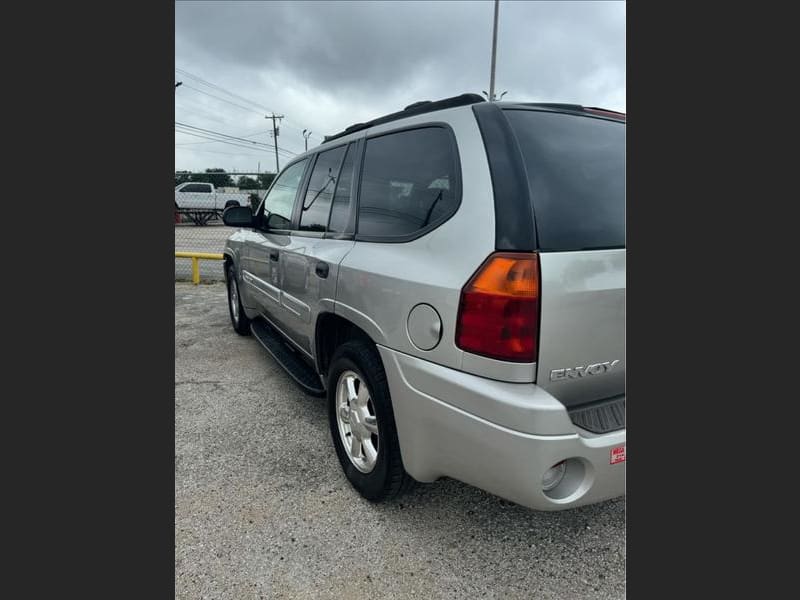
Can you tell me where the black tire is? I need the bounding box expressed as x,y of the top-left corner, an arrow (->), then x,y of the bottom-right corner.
224,200 -> 238,209
327,340 -> 413,502
226,264 -> 251,336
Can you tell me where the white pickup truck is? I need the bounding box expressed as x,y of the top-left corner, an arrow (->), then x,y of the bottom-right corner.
175,182 -> 252,225
175,182 -> 251,210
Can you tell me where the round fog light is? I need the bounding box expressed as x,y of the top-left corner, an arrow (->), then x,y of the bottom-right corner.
542,461 -> 567,491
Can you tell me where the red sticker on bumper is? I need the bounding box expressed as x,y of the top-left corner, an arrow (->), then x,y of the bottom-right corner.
610,445 -> 626,464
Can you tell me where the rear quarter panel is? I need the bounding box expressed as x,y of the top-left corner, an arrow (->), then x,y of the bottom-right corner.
335,107 -> 497,372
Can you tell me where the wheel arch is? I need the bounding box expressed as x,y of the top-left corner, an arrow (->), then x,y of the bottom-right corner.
222,252 -> 235,282
315,312 -> 380,380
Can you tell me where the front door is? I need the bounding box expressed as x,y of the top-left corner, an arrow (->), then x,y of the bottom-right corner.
240,158 -> 310,328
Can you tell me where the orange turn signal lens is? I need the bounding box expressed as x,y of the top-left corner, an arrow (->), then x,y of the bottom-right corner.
467,254 -> 539,297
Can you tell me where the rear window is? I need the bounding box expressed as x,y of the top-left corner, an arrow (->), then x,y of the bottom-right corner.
504,110 -> 625,250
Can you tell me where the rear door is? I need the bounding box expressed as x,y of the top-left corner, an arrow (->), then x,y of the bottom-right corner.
278,142 -> 358,355
503,109 -> 625,408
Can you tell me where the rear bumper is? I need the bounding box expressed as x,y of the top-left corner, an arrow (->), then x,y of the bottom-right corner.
378,346 -> 625,511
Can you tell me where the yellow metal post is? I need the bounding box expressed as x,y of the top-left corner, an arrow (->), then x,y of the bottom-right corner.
175,252 -> 224,285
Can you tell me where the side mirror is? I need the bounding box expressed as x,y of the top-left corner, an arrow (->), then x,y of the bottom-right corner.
265,212 -> 292,230
222,206 -> 253,228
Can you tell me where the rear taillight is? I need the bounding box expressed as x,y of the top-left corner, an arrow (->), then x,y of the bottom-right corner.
455,252 -> 540,362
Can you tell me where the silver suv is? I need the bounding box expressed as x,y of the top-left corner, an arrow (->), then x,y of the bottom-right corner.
222,93 -> 625,511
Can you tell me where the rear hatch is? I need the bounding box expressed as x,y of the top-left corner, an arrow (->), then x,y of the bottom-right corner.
502,108 -> 625,417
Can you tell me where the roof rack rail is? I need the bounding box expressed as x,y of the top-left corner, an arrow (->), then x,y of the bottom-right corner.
519,102 -> 625,120
324,93 -> 485,143
521,102 -> 586,111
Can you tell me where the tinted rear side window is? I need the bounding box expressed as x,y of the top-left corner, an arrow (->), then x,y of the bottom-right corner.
300,145 -> 347,232
504,110 -> 625,250
357,127 -> 459,239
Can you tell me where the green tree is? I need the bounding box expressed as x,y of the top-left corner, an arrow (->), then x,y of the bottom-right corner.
257,172 -> 276,190
237,176 -> 260,190
175,170 -> 191,186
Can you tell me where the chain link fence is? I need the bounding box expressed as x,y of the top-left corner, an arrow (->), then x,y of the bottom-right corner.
174,172 -> 273,281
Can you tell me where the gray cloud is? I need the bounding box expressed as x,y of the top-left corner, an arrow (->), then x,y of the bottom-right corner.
176,1 -> 625,172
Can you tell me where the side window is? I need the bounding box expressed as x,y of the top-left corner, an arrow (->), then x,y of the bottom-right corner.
299,145 -> 347,232
357,127 -> 459,239
181,183 -> 212,193
327,143 -> 356,234
262,159 -> 308,229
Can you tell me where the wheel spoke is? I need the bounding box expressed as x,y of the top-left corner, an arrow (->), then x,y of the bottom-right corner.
356,384 -> 369,407
363,415 -> 378,434
350,434 -> 361,458
346,377 -> 358,404
363,440 -> 377,465
339,405 -> 350,423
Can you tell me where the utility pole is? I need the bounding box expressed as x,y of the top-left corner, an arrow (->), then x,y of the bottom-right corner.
302,129 -> 312,152
266,113 -> 284,172
488,0 -> 499,102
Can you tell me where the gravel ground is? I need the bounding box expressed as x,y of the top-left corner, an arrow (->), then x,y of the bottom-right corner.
175,283 -> 626,600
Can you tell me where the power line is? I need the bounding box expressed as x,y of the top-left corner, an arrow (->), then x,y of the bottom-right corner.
175,122 -> 297,156
175,122 -> 275,148
179,83 -> 264,116
174,127 -> 296,157
174,98 -> 306,154
173,113 -> 304,154
175,129 -> 275,153
175,128 -> 271,146
175,131 -> 296,157
175,66 -> 323,140
175,126 -> 273,149
176,67 -> 273,113
177,148 -> 268,158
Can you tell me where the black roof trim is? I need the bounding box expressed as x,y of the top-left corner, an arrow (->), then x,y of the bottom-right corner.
324,93 -> 485,143
518,102 -> 585,111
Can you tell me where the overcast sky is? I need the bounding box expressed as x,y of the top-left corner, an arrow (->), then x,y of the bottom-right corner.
175,0 -> 625,174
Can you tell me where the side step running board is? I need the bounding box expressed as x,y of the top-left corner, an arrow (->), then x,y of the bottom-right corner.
250,319 -> 326,397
